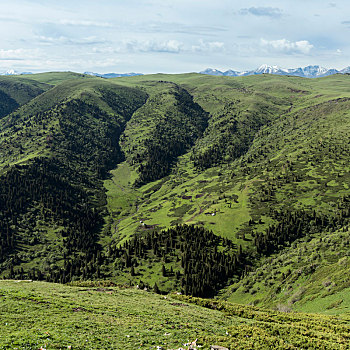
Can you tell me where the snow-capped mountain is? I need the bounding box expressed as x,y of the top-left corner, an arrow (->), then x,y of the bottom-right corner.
84,72 -> 143,78
340,66 -> 350,74
200,65 -> 350,78
200,68 -> 226,76
0,69 -> 32,75
253,64 -> 289,75
1,69 -> 20,75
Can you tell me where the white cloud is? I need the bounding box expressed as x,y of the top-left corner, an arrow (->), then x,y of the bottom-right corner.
135,40 -> 183,53
92,47 -> 117,54
58,19 -> 113,28
0,49 -> 25,59
92,39 -> 224,55
239,7 -> 283,19
0,48 -> 39,60
192,39 -> 225,53
93,40 -> 184,54
36,35 -> 108,46
260,38 -> 314,54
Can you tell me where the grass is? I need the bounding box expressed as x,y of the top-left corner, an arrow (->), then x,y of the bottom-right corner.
0,280 -> 239,349
1,280 -> 349,349
17,72 -> 95,85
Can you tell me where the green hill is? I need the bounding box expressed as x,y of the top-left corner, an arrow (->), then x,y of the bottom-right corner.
0,76 -> 50,118
1,280 -> 349,349
2,72 -> 350,311
17,71 -> 95,85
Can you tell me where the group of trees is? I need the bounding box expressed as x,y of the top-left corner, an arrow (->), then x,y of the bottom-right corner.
0,158 -> 102,264
190,98 -> 278,170
254,198 -> 350,257
0,90 -> 18,119
107,225 -> 244,297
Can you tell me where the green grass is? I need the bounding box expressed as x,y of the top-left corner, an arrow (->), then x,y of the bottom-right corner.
17,72 -> 95,85
1,281 -> 349,349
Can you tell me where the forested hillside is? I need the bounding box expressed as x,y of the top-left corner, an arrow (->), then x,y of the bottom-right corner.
0,76 -> 147,282
1,72 -> 350,309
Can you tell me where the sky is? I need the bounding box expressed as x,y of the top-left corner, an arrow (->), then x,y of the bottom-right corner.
0,0 -> 349,73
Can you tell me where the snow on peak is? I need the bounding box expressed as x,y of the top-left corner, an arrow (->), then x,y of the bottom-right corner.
4,69 -> 19,75
200,65 -> 348,78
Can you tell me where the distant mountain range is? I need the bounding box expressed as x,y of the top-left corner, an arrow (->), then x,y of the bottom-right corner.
0,69 -> 32,76
83,71 -> 143,78
200,64 -> 350,78
2,65 -> 350,79
0,70 -> 143,78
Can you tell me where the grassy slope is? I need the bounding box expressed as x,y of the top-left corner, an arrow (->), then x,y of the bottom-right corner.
1,281 -> 349,350
0,76 -> 51,105
17,71 -> 95,85
0,76 -> 51,118
222,226 -> 350,314
106,74 -> 350,241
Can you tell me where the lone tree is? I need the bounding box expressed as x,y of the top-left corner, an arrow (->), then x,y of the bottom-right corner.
153,282 -> 160,294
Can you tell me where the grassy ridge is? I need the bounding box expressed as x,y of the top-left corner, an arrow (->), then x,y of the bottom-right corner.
1,281 -> 349,349
0,76 -> 50,118
121,80 -> 208,185
17,71 -> 94,85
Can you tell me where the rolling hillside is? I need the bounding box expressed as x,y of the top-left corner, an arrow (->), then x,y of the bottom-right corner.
0,76 -> 50,118
1,72 -> 350,310
1,280 -> 349,349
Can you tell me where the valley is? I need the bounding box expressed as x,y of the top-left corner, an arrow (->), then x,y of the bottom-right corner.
1,71 -> 350,347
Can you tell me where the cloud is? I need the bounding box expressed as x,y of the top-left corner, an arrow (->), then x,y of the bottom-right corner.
57,19 -> 113,28
144,23 -> 227,36
239,7 -> 283,19
191,39 -> 225,53
106,40 -> 184,53
260,38 -> 314,54
341,20 -> 350,25
93,39 -> 224,55
0,49 -> 38,61
36,35 -> 108,46
138,40 -> 183,53
91,39 -> 184,54
92,47 -> 117,54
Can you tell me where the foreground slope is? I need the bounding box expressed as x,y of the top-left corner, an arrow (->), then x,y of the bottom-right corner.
1,281 -> 349,350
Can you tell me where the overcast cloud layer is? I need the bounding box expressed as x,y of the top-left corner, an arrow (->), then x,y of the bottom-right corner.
0,0 -> 348,73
